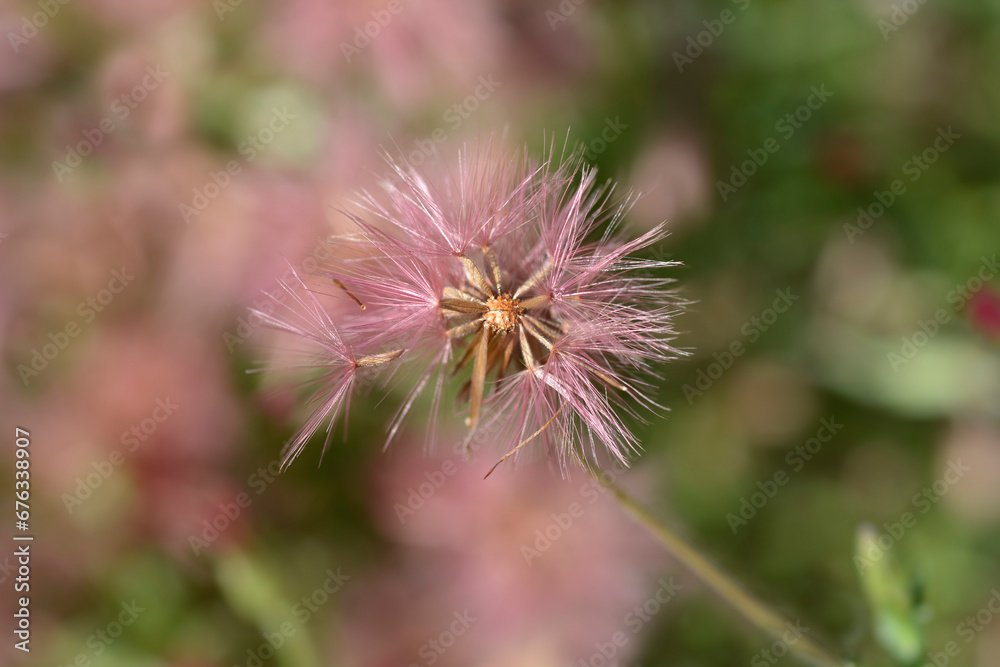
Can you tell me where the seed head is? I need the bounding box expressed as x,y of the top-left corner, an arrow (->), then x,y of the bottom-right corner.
255,140 -> 685,474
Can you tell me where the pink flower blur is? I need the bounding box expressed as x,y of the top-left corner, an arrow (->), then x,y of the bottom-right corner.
335,442 -> 669,667
969,286 -> 1000,341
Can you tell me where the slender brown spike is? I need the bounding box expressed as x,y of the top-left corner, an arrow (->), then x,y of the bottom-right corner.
517,294 -> 550,310
440,298 -> 489,315
355,349 -> 405,367
452,328 -> 484,375
482,331 -> 509,381
518,325 -> 536,369
523,315 -> 560,347
446,318 -> 483,339
443,286 -> 482,303
333,279 -> 366,310
458,255 -> 496,297
535,317 -> 564,342
484,404 -> 566,478
467,329 -> 490,428
463,282 -> 489,300
521,318 -> 552,350
497,332 -> 516,381
483,245 -> 503,293
513,260 -> 552,298
532,313 -> 566,333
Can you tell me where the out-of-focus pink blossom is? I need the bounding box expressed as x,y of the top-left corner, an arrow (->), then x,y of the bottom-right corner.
335,443 -> 668,667
969,286 -> 1000,341
263,0 -> 593,105
76,0 -> 202,29
0,9 -> 54,92
940,421 -> 1000,524
628,132 -> 710,230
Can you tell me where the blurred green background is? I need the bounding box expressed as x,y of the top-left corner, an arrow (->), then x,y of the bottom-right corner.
2,0 -> 1000,665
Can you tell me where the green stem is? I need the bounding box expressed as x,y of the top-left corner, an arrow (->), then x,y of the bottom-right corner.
598,474 -> 851,667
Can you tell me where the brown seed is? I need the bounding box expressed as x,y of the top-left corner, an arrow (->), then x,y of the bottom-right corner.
484,294 -> 523,333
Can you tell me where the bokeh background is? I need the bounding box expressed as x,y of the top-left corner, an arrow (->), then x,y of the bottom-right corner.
3,0 -> 1000,665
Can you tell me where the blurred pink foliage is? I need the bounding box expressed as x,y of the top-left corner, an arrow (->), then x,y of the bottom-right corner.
338,442 -> 670,666
969,287 -> 1000,342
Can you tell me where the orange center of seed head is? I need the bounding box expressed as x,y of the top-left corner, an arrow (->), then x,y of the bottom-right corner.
484,294 -> 522,333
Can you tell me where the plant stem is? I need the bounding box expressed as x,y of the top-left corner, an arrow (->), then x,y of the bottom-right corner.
598,474 -> 852,667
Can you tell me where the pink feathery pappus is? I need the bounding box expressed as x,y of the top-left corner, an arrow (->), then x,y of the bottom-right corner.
252,139 -> 686,476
